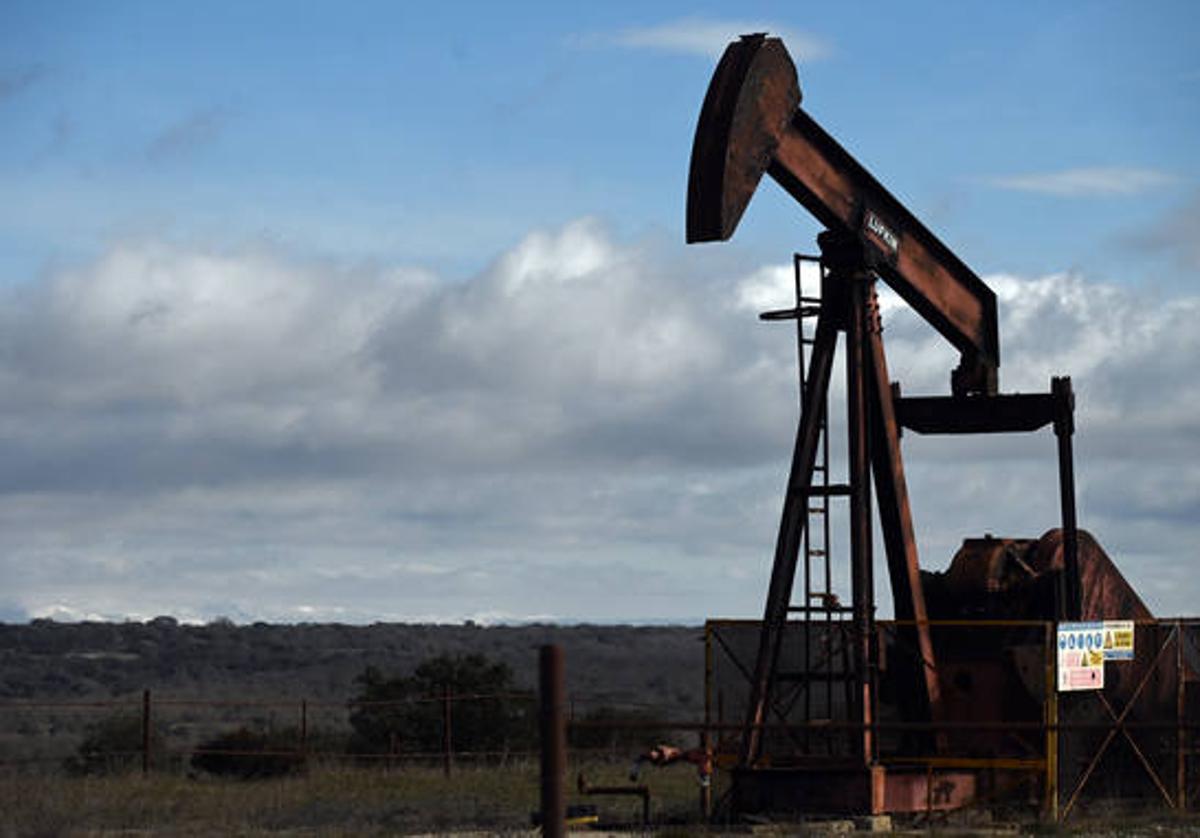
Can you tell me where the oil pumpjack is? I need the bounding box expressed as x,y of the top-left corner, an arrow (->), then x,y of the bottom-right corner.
687,35 -> 1157,815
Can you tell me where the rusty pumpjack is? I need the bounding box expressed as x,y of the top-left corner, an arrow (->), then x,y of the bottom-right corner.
686,35 -> 1151,815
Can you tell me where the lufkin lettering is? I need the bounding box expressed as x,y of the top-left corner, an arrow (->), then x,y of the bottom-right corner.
863,209 -> 900,257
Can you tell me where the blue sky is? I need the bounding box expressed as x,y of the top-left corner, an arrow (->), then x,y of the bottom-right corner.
4,2 -> 1196,282
0,3 -> 1197,624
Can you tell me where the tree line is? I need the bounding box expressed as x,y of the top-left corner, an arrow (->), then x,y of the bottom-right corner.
69,652 -> 667,778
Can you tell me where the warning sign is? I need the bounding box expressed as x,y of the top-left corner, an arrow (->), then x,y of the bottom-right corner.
1057,622 -> 1105,691
1102,620 -> 1135,661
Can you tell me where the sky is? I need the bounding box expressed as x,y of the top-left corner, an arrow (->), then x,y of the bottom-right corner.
0,2 -> 1197,624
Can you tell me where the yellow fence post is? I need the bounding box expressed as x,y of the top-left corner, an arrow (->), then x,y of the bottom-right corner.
1045,621 -> 1058,823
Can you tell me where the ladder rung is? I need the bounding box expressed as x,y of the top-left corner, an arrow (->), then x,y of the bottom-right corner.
808,549 -> 826,557
797,484 -> 851,497
776,672 -> 855,683
812,465 -> 826,472
799,295 -> 822,304
808,507 -> 826,514
759,307 -> 799,321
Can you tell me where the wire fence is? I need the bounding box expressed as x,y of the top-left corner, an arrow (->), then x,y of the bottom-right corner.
0,686 -> 697,781
3,619 -> 1197,826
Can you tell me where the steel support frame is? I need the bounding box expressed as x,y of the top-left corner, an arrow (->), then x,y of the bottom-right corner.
867,304 -> 942,745
740,232 -> 940,769
740,306 -> 839,766
892,379 -> 1080,621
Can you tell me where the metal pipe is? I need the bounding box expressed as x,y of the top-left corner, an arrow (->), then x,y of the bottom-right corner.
845,268 -> 874,765
442,686 -> 453,778
702,625 -> 713,819
1052,376 -> 1080,620
141,689 -> 151,776
300,699 -> 308,763
1178,619 -> 1187,811
539,645 -> 566,838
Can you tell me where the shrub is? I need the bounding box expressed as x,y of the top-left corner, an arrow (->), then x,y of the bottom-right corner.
348,654 -> 535,758
65,713 -> 165,776
190,726 -> 304,779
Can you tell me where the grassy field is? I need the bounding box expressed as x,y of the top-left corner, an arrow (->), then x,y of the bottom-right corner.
8,760 -> 1200,836
0,758 -> 709,837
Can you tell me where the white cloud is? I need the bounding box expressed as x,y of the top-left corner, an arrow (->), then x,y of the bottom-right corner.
983,166 -> 1178,197
607,18 -> 832,61
0,220 -> 1197,623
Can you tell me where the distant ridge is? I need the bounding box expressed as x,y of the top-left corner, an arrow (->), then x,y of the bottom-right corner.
0,620 -> 705,717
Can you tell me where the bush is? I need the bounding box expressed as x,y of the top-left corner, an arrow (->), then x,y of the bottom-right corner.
65,713 -> 165,775
348,654 -> 534,758
190,726 -> 305,779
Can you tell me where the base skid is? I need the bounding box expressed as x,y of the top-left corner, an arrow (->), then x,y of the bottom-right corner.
731,763 -> 976,816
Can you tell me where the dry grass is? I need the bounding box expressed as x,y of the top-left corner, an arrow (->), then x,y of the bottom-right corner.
0,758 -> 708,837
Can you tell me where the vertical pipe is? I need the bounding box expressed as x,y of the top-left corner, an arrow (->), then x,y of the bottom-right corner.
141,688 -> 151,776
442,686 -> 453,778
846,275 -> 874,764
1052,376 -> 1080,621
300,699 -> 308,763
1178,621 -> 1186,810
702,624 -> 713,819
539,645 -> 566,838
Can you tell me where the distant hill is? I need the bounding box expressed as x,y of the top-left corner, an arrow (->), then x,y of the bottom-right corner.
0,619 -> 707,718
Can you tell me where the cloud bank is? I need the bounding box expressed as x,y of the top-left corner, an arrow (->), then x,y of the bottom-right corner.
1,220 -> 1196,623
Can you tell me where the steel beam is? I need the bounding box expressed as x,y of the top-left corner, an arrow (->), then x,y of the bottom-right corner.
740,309 -> 839,767
865,296 -> 943,744
895,393 -> 1056,435
1052,376 -> 1081,621
845,267 -> 875,765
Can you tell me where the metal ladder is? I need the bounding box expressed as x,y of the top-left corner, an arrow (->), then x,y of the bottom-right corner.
760,253 -> 856,757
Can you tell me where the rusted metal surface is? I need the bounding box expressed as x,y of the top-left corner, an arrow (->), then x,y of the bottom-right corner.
729,761 -> 976,815
685,31 -> 1183,822
841,243 -> 876,767
687,34 -> 799,245
686,35 -> 999,394
866,293 -> 942,740
923,529 -> 1150,624
707,619 -> 1200,819
882,768 -> 977,814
